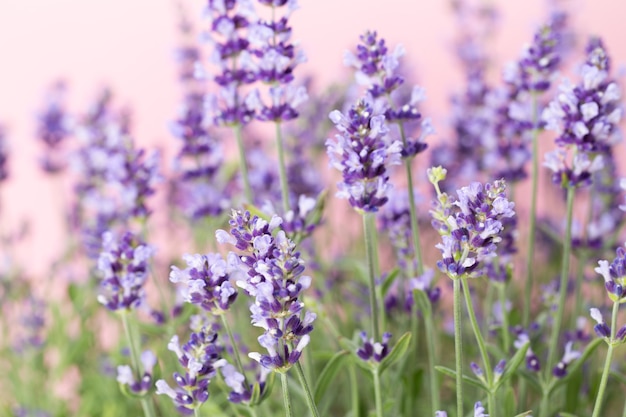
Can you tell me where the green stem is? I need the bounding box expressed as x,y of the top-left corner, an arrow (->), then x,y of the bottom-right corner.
591,301 -> 620,417
294,361 -> 321,417
423,303 -> 441,413
194,407 -> 201,417
363,212 -> 380,341
398,122 -> 424,276
233,124 -> 253,203
461,277 -> 496,413
373,370 -> 384,417
546,186 -> 576,376
498,283 -> 511,353
220,314 -> 251,391
523,94 -> 540,328
274,121 -> 291,213
572,250 -> 588,328
120,312 -> 156,417
281,372 -> 294,417
349,364 -> 360,417
453,278 -> 464,417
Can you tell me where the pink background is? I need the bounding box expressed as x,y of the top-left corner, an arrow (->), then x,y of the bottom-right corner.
1,0 -> 625,277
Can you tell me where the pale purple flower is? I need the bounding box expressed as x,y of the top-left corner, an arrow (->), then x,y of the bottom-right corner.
117,350 -> 157,395
356,331 -> 391,363
96,231 -> 154,312
36,81 -> 72,173
326,98 -> 402,213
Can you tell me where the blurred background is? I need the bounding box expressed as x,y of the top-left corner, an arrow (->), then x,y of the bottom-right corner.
1,0 -> 625,277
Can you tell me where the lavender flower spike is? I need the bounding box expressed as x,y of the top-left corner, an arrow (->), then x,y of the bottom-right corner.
169,253 -> 237,314
356,331 -> 391,363
430,175 -> 516,278
97,231 -> 154,312
0,125 -> 8,182
326,98 -> 402,213
595,245 -> 626,303
156,328 -> 225,415
117,350 -> 157,396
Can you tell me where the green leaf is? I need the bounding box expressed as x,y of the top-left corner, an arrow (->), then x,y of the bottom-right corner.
258,371 -> 276,404
434,366 -> 488,391
609,370 -> 626,386
378,332 -> 411,375
381,268 -> 401,298
314,350 -> 350,403
512,411 -> 534,417
493,341 -> 529,392
249,379 -> 262,405
503,386 -> 516,417
556,413 -> 579,417
413,289 -> 432,319
551,338 -> 603,392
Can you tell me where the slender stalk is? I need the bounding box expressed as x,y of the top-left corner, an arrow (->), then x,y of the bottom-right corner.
349,364 -> 360,417
397,122 -> 424,276
363,212 -> 380,341
294,361 -> 321,417
461,277 -> 496,414
591,301 -> 620,417
373,369 -> 384,417
220,314 -> 251,390
274,121 -> 291,213
453,278 -> 464,417
281,372 -> 294,417
423,302 -> 441,413
546,186 -> 576,374
523,94 -> 540,328
120,312 -> 156,417
572,250 -> 588,328
194,407 -> 201,417
498,282 -> 511,353
233,124 -> 253,203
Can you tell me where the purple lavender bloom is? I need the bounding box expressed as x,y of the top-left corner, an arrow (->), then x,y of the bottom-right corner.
474,401 -> 488,417
203,0 -> 258,126
0,125 -> 8,182
356,331 -> 391,363
344,31 -> 429,158
117,350 -> 157,395
514,331 -> 540,372
378,189 -> 419,273
156,328 -> 224,415
543,37 -> 622,188
14,297 -> 46,352
552,341 -> 581,378
218,361 -> 271,403
326,98 -> 402,213
217,210 -> 316,371
169,253 -> 237,314
595,246 -> 626,303
96,231 -> 154,312
36,81 -> 71,173
430,175 -> 516,278
244,0 -> 308,122
589,308 -> 612,339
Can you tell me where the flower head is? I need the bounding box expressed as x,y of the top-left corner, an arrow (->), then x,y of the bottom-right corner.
326,98 -> 402,213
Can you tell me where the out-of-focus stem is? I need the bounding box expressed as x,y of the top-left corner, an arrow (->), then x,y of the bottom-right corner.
220,314 -> 250,391
546,186 -> 575,376
373,369 -> 384,417
523,94 -> 540,328
233,124 -> 253,203
423,301 -> 440,413
274,121 -> 290,213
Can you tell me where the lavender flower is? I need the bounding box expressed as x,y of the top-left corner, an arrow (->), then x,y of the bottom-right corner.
514,331 -> 540,372
543,37 -> 622,188
356,331 -> 391,363
218,361 -> 271,403
36,81 -> 71,173
326,98 -> 402,213
203,0 -> 258,126
344,30 -> 429,158
217,210 -> 316,371
117,350 -> 157,395
429,170 -> 516,278
96,231 -> 154,312
169,253 -> 237,314
14,297 -> 46,352
156,328 -> 224,415
474,401 -> 488,417
552,341 -> 581,378
595,245 -> 626,303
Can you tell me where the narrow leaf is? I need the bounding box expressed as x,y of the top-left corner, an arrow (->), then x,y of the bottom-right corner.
413,289 -> 432,319
314,350 -> 350,403
378,332 -> 411,375
493,341 -> 529,391
381,268 -> 401,298
434,366 -> 488,391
